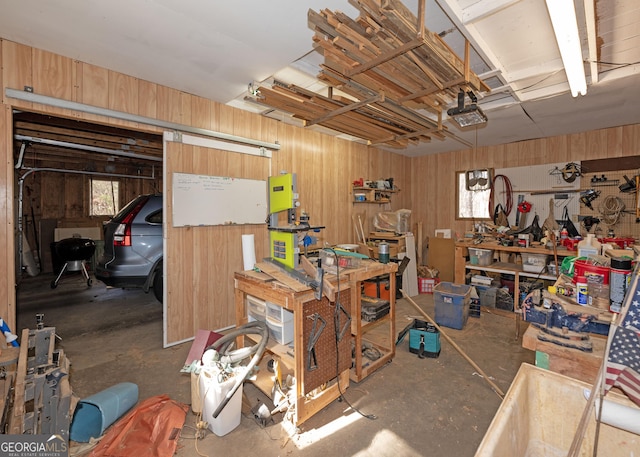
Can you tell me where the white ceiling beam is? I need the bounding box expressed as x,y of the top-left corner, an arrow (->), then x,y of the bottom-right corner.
461,0 -> 524,24
478,69 -> 502,79
435,0 -> 522,102
584,0 -> 598,84
514,80 -> 574,101
506,59 -> 565,83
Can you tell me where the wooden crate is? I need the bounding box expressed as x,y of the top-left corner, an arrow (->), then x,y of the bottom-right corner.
476,363 -> 640,456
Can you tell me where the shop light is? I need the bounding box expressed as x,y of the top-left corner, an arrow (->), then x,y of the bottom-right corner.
447,91 -> 487,128
545,0 -> 587,97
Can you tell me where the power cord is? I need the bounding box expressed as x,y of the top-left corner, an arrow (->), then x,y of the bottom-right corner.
325,248 -> 377,420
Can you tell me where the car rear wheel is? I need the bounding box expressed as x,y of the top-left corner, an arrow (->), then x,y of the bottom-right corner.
152,266 -> 163,303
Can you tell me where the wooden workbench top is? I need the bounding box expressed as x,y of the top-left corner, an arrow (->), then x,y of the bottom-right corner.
522,324 -> 606,383
455,239 -> 573,256
236,259 -> 397,292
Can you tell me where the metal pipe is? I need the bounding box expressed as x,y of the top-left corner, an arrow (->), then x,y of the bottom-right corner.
19,167 -> 156,181
14,134 -> 162,162
400,289 -> 505,399
18,176 -> 25,274
6,88 -> 281,150
14,141 -> 27,169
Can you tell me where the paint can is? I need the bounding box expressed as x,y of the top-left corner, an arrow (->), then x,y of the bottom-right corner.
378,242 -> 390,264
517,234 -> 530,248
609,257 -> 632,313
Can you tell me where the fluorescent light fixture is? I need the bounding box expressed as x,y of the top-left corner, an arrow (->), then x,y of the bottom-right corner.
545,0 -> 587,97
447,91 -> 487,128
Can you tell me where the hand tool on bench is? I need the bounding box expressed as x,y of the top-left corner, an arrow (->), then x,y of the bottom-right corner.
532,323 -> 593,352
300,255 -> 335,301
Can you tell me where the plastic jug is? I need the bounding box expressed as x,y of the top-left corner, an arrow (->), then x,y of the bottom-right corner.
577,234 -> 601,259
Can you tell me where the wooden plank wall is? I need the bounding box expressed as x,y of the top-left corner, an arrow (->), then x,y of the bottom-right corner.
1,37 -> 638,340
0,102 -> 15,335
0,38 -> 411,338
411,124 -> 640,252
0,39 -> 17,335
163,142 -> 270,344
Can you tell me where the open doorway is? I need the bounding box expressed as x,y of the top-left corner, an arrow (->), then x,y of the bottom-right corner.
12,111 -> 163,294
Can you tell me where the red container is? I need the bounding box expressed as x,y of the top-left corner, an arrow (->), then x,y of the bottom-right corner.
572,259 -> 610,284
418,277 -> 440,294
602,237 -> 635,249
562,238 -> 580,251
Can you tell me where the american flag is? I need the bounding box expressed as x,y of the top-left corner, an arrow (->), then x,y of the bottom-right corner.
604,271 -> 640,406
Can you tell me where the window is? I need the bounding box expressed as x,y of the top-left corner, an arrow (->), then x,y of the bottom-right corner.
90,179 -> 119,216
456,171 -> 491,219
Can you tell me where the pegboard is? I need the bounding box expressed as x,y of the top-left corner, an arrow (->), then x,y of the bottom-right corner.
579,169 -> 639,238
494,163 -> 581,228
302,290 -> 351,394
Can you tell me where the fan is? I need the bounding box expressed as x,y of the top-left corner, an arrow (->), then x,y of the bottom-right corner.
465,169 -> 493,191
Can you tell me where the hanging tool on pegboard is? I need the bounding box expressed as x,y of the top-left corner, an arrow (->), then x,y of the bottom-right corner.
516,198 -> 532,229
306,313 -> 326,371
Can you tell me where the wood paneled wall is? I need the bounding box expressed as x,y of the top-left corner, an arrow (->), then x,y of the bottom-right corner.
1,37 -> 638,339
163,141 -> 271,344
0,38 -> 410,337
410,124 -> 640,254
0,103 -> 15,334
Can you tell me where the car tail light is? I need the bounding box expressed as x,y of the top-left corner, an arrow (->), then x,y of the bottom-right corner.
113,198 -> 147,247
113,223 -> 131,246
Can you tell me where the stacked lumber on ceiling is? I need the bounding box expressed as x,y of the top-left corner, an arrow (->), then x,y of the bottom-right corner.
249,0 -> 490,149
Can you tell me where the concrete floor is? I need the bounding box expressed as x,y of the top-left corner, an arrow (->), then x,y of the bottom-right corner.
16,271 -> 535,456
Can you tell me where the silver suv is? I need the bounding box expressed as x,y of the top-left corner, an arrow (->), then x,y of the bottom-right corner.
95,194 -> 163,302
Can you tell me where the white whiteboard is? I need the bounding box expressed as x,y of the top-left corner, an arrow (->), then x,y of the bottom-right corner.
172,172 -> 267,227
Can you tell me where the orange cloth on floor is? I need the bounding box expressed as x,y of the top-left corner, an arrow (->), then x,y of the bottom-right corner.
89,394 -> 188,457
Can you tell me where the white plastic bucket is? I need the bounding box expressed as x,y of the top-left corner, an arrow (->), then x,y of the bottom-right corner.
198,368 -> 243,436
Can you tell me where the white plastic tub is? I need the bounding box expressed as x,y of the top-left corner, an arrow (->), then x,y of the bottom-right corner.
469,248 -> 494,266
521,253 -> 548,273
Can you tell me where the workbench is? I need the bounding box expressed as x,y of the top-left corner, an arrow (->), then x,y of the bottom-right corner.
234,259 -> 397,425
342,260 -> 398,382
234,270 -> 351,426
454,241 -> 571,314
521,325 -> 605,383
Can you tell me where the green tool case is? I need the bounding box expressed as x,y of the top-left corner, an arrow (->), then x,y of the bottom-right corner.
408,319 -> 440,358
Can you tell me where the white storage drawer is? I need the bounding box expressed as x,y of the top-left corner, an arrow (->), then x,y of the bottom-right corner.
246,295 -> 266,322
266,301 -> 293,323
266,316 -> 294,345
